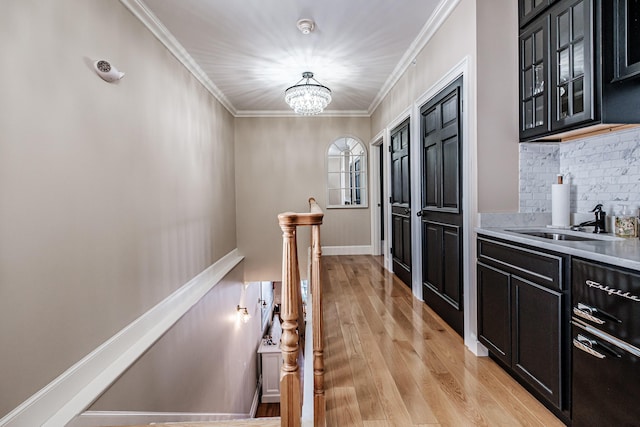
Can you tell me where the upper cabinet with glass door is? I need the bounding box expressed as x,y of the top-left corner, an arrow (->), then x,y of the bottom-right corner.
550,0 -> 593,130
614,0 -> 640,80
518,0 -> 640,142
520,0 -> 559,27
327,137 -> 367,208
520,13 -> 550,140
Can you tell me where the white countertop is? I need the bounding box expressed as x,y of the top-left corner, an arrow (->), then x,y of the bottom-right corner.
476,226 -> 640,271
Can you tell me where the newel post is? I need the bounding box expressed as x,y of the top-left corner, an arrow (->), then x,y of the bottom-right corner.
278,215 -> 302,427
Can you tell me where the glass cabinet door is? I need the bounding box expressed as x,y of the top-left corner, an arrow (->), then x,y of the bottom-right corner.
520,0 -> 556,26
615,0 -> 640,80
520,15 -> 550,139
550,0 -> 593,129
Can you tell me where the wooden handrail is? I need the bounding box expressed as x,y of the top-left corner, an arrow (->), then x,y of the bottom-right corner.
278,197 -> 325,427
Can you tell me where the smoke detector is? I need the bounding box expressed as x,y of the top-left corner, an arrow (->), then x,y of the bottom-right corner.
297,19 -> 315,35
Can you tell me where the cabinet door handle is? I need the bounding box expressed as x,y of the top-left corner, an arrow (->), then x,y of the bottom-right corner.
573,303 -> 605,325
573,335 -> 606,359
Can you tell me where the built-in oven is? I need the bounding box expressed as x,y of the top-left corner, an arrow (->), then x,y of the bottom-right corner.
571,258 -> 640,426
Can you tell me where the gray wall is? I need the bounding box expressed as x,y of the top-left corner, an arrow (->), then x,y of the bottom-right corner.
89,264 -> 262,414
0,0 -> 239,418
234,116 -> 371,282
476,0 -> 519,213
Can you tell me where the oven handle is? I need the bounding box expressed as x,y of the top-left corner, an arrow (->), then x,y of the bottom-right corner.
573,302 -> 622,325
574,335 -> 606,359
573,304 -> 605,324
573,334 -> 622,359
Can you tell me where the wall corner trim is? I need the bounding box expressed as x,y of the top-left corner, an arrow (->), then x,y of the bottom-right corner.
368,0 -> 462,114
0,249 -> 244,427
118,0 -> 237,116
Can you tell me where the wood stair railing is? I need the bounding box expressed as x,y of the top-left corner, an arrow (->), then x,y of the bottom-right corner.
278,197 -> 325,427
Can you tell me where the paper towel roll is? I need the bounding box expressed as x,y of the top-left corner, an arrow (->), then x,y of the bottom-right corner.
551,183 -> 570,227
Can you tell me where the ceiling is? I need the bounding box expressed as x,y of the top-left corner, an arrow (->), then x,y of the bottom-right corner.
128,0 -> 454,116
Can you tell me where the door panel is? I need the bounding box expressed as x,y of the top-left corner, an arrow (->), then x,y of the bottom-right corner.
425,144 -> 438,208
442,135 -> 459,210
420,76 -> 464,337
390,119 -> 411,287
443,227 -> 461,306
424,223 -> 442,288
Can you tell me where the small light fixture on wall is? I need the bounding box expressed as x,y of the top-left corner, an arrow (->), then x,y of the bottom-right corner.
237,305 -> 250,323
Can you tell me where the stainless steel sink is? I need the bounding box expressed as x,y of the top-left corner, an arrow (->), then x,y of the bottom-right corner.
506,230 -> 598,241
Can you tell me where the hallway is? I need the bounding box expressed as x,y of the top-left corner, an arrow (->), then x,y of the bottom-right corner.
322,255 -> 564,426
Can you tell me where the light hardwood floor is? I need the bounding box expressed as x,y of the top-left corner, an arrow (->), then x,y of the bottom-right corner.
322,255 -> 565,427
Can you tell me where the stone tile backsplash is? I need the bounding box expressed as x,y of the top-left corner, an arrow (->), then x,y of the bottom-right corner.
519,127 -> 640,216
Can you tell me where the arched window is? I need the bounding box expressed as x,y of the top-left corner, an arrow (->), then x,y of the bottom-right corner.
327,137 -> 367,208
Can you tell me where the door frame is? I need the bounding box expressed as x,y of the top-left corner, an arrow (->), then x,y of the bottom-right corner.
382,107 -> 412,275
368,131 -> 384,257
368,57 -> 482,355
411,57 -> 480,353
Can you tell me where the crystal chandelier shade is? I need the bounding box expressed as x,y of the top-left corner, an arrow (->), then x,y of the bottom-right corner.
285,71 -> 332,115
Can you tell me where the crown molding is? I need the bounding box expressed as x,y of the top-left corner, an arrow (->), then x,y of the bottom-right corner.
234,109 -> 371,118
368,0 -> 462,115
119,0 -> 237,116
121,0 -> 460,119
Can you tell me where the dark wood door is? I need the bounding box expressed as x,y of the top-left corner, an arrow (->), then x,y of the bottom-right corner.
390,119 -> 411,288
420,77 -> 464,336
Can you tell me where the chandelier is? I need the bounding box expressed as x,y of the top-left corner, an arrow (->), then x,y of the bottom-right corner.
284,71 -> 332,115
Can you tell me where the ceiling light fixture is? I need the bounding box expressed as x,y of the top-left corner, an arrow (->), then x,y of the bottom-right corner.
284,71 -> 332,115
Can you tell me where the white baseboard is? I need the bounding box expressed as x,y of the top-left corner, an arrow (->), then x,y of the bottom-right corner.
68,378 -> 261,427
321,245 -> 373,256
0,250 -> 244,427
68,411 -> 252,427
250,377 -> 261,418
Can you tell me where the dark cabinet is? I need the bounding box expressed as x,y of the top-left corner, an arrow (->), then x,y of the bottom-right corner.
477,236 -> 570,421
477,263 -> 511,364
614,0 -> 640,80
520,0 -> 556,26
549,0 -> 593,131
511,276 -> 562,409
518,0 -> 640,141
519,14 -> 550,139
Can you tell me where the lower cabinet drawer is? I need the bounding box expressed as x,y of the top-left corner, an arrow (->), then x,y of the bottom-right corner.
478,237 -> 564,290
